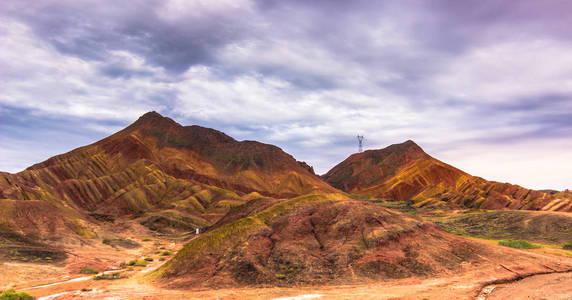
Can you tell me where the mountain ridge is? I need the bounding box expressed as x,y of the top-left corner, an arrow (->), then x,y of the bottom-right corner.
323,140 -> 571,212
0,112 -> 334,247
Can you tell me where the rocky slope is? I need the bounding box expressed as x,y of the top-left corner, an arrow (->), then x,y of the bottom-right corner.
323,140 -> 571,211
150,192 -> 570,288
0,112 -> 332,245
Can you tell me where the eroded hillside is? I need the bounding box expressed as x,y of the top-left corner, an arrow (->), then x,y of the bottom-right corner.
0,112 -> 333,248
323,141 -> 571,211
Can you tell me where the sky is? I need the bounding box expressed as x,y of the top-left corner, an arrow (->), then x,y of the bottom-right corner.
1,0 -> 572,190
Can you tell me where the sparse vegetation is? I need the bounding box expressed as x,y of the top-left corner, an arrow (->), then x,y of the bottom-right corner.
275,273 -> 286,280
102,238 -> 141,249
430,210 -> 572,245
563,242 -> 572,250
498,239 -> 541,249
3,248 -> 66,263
93,272 -> 122,280
144,257 -> 153,261
0,289 -> 34,300
141,214 -> 198,233
89,213 -> 114,222
364,198 -> 426,215
142,237 -> 152,241
160,250 -> 172,256
128,259 -> 148,266
79,267 -> 99,274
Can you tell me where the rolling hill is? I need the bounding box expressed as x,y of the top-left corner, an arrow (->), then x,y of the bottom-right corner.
150,192 -> 571,288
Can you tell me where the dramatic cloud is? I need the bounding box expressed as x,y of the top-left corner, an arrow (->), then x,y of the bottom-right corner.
1,0 -> 571,189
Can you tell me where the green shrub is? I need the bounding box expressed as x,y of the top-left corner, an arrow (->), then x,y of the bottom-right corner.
144,257 -> 153,262
275,273 -> 286,280
93,272 -> 122,280
79,267 -> 99,274
142,238 -> 152,242
159,257 -> 166,261
563,242 -> 572,250
498,239 -> 541,249
0,289 -> 34,300
128,259 -> 147,266
160,250 -> 172,256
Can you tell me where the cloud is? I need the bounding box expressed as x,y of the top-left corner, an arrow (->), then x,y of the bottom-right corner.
0,105 -> 125,173
433,40 -> 572,103
3,0 -> 258,74
1,0 -> 571,189
0,18 -> 173,120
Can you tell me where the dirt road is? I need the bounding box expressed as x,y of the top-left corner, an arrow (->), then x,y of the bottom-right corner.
486,271 -> 572,300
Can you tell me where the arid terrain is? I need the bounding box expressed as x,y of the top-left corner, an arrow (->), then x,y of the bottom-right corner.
1,112 -> 571,299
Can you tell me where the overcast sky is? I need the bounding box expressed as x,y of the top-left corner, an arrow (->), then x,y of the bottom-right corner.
1,0 -> 572,190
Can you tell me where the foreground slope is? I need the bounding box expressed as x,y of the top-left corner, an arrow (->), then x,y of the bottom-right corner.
0,112 -> 332,245
150,193 -> 571,288
323,141 -> 571,211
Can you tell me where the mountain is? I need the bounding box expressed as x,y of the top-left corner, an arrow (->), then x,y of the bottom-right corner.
3,113 -> 570,291
149,192 -> 569,288
0,112 -> 334,245
323,140 -> 571,212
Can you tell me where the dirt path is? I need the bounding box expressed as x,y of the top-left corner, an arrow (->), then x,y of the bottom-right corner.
22,266 -> 572,299
483,271 -> 572,300
20,269 -> 127,292
23,259 -> 167,299
21,235 -> 196,299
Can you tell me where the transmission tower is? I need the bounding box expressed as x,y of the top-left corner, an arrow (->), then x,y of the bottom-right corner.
357,135 -> 364,153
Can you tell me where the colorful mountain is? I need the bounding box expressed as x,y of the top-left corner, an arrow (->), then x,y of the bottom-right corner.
2,113 -> 570,290
0,112 -> 333,245
323,140 -> 571,212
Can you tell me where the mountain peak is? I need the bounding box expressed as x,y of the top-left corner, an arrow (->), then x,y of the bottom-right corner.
402,139 -> 417,146
357,140 -> 426,160
130,111 -> 180,129
322,139 -> 430,192
139,110 -> 164,120
394,140 -> 425,154
137,111 -> 169,123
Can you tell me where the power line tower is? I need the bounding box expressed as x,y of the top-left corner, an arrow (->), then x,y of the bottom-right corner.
357,135 -> 364,153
